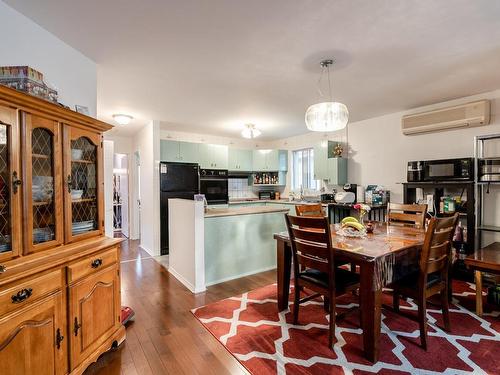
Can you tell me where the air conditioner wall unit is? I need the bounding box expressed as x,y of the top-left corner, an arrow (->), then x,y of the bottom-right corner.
401,100 -> 490,135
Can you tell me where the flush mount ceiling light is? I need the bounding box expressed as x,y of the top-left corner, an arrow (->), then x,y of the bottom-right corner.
112,114 -> 133,125
305,59 -> 349,132
241,123 -> 261,139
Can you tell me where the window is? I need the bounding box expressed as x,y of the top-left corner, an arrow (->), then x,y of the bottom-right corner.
292,148 -> 316,190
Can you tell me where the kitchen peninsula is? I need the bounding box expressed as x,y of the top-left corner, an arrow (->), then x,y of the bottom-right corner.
168,199 -> 288,293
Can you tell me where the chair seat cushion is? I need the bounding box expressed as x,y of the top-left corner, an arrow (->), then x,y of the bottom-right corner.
298,268 -> 359,290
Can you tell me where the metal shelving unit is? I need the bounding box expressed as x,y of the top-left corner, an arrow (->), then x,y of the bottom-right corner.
474,133 -> 500,250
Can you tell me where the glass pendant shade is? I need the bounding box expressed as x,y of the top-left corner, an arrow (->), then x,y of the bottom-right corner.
305,101 -> 349,132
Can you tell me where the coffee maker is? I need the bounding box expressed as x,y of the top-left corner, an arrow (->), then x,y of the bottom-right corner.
343,183 -> 357,202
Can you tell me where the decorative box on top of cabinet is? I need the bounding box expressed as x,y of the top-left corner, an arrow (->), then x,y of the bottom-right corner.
0,85 -> 125,375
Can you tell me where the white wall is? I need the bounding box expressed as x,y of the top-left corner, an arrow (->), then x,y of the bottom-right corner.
135,121 -> 161,255
0,1 -> 97,116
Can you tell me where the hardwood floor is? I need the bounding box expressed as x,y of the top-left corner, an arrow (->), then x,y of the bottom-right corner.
84,239 -> 276,375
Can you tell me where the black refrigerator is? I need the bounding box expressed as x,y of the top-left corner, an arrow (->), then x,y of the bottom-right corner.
160,162 -> 200,255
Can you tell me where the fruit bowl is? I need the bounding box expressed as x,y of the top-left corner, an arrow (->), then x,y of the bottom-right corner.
336,225 -> 367,238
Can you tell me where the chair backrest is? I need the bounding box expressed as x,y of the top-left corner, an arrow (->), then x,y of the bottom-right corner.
388,203 -> 427,228
285,214 -> 334,278
419,214 -> 458,284
295,203 -> 324,217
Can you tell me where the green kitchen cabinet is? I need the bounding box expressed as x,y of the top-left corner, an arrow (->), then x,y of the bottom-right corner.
160,140 -> 181,162
179,141 -> 199,163
199,144 -> 228,169
314,141 -> 347,184
228,149 -> 253,171
161,140 -> 199,163
252,149 -> 287,171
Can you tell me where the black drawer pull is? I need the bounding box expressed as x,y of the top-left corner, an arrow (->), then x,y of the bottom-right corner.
11,288 -> 33,303
56,328 -> 64,349
0,264 -> 6,274
91,258 -> 103,268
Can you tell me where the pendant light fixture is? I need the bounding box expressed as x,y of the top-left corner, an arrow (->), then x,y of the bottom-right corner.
305,59 -> 349,132
241,123 -> 261,139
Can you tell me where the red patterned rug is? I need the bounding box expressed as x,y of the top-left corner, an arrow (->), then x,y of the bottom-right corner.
192,281 -> 500,374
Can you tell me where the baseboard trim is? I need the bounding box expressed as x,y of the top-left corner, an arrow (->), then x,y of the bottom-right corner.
205,266 -> 277,287
168,267 -> 206,294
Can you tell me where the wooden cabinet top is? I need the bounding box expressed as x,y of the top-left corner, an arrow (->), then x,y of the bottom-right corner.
0,84 -> 112,133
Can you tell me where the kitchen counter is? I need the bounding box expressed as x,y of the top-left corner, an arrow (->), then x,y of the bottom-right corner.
205,205 -> 289,218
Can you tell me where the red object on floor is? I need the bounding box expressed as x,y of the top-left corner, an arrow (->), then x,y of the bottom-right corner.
192,281 -> 500,374
121,306 -> 135,325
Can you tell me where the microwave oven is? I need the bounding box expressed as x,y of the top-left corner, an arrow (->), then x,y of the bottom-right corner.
407,158 -> 474,182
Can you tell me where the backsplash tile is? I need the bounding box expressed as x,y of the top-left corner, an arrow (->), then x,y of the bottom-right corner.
228,178 -> 256,199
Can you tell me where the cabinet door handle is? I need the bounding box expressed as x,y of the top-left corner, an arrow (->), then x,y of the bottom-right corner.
91,258 -> 103,268
12,171 -> 22,194
74,317 -> 81,336
67,175 -> 72,193
11,288 -> 33,303
0,264 -> 6,273
56,328 -> 64,349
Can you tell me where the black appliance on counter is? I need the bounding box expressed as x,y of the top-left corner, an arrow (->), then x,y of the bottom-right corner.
320,193 -> 336,203
343,183 -> 357,202
259,191 -> 276,200
407,158 -> 474,182
200,169 -> 229,205
160,162 -> 200,255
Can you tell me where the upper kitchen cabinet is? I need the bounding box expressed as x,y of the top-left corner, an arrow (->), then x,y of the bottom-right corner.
199,144 -> 228,169
21,112 -> 64,254
63,126 -> 103,243
0,106 -> 21,262
160,140 -> 199,163
252,149 -> 287,171
314,141 -> 347,185
228,148 -> 253,171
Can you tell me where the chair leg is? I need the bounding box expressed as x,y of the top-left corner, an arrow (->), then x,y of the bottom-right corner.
417,296 -> 428,350
440,289 -> 451,332
293,283 -> 300,325
323,296 -> 330,312
393,291 -> 400,312
328,293 -> 336,349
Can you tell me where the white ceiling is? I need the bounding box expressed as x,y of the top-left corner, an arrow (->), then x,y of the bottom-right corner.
6,0 -> 500,139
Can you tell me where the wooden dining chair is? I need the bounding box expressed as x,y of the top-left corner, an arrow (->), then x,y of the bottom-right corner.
387,203 -> 427,228
391,214 -> 458,350
295,203 -> 325,217
285,214 -> 360,348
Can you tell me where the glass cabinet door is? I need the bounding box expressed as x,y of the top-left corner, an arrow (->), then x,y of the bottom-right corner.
22,113 -> 63,253
0,106 -> 21,262
64,126 -> 102,242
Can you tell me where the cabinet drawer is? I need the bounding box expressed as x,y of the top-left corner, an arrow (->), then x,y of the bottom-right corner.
68,247 -> 118,283
0,268 -> 63,317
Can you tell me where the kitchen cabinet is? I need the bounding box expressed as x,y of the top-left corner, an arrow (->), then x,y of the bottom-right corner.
228,148 -> 253,171
314,141 -> 347,185
199,144 -> 228,169
160,140 -> 199,163
252,149 -> 287,171
0,291 -> 67,375
0,85 -> 124,375
0,106 -> 21,262
68,264 -> 121,370
63,126 -> 103,243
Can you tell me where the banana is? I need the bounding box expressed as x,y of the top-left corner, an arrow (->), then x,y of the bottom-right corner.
341,216 -> 359,224
341,221 -> 365,231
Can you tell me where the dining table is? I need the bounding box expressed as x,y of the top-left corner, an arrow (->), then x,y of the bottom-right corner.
274,222 -> 425,363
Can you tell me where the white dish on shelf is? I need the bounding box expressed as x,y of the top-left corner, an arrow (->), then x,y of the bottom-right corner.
71,190 -> 84,200
72,149 -> 83,160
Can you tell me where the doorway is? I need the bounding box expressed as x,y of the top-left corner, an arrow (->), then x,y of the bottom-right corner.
113,154 -> 130,238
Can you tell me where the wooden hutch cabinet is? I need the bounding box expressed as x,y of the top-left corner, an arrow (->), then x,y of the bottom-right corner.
0,85 -> 125,375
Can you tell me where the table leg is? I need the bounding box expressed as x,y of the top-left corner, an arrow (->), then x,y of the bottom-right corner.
360,262 -> 381,363
277,239 -> 291,311
475,270 -> 483,316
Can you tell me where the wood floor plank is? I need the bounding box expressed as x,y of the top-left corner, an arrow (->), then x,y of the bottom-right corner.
83,239 -> 274,374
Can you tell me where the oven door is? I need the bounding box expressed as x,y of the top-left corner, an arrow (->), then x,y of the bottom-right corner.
200,178 -> 228,204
